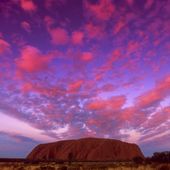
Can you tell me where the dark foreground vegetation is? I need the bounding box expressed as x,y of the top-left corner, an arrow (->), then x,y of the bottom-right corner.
147,151 -> 170,163
0,151 -> 169,170
133,151 -> 170,164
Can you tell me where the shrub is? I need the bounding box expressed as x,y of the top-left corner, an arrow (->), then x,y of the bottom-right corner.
17,167 -> 25,170
67,167 -> 80,170
152,151 -> 170,163
58,165 -> 68,170
158,165 -> 170,170
39,166 -> 56,170
144,157 -> 152,164
133,156 -> 144,164
68,152 -> 74,165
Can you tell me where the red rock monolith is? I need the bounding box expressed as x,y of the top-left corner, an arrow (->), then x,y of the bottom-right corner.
27,138 -> 144,161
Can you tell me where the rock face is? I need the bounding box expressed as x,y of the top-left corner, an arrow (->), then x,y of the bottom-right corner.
27,138 -> 144,161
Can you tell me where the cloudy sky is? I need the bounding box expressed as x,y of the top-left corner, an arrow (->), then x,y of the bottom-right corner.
0,0 -> 170,158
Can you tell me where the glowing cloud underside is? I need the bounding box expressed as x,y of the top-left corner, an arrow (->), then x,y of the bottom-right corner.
0,0 -> 170,157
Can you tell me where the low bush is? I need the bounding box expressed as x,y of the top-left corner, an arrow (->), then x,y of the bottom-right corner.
39,166 -> 56,170
58,165 -> 68,170
158,165 -> 170,170
133,156 -> 144,164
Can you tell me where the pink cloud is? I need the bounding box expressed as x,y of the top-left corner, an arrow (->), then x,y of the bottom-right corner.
85,0 -> 115,21
113,20 -> 125,35
21,21 -> 31,32
145,107 -> 170,128
99,83 -> 116,92
117,76 -> 170,129
81,52 -> 93,61
44,16 -> 55,29
44,0 -> 55,9
120,107 -> 136,121
157,75 -> 170,91
87,100 -> 105,110
110,49 -> 122,62
85,23 -> 102,38
109,95 -> 126,110
94,73 -> 104,81
144,0 -> 154,9
45,0 -> 67,9
126,0 -> 134,6
49,27 -> 69,45
136,75 -> 170,108
16,45 -> 54,73
21,82 -> 33,93
127,41 -> 140,54
71,31 -> 84,45
164,106 -> 170,113
86,118 -> 100,127
0,39 -> 10,55
20,0 -> 37,12
20,82 -> 63,96
87,95 -> 126,111
85,22 -> 104,39
68,80 -> 83,93
137,90 -> 162,108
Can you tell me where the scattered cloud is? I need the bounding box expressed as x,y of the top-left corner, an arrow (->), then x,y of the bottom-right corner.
81,52 -> 93,61
71,31 -> 84,45
0,39 -> 10,55
16,45 -> 55,73
21,21 -> 31,32
0,112 -> 55,142
49,27 -> 69,45
0,0 -> 170,157
85,0 -> 115,21
20,0 -> 37,12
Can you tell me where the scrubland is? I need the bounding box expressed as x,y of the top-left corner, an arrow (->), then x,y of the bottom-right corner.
0,162 -> 170,170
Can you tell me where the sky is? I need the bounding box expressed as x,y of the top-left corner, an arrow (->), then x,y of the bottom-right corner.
0,0 -> 170,158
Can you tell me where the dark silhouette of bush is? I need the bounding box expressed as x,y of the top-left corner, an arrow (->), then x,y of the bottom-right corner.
67,167 -> 80,170
58,166 -> 67,170
144,157 -> 152,164
17,167 -> 25,170
158,165 -> 170,170
133,156 -> 144,164
39,166 -> 55,170
151,151 -> 170,163
68,152 -> 74,164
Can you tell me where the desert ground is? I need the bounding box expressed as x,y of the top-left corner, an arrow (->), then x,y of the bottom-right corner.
0,161 -> 170,170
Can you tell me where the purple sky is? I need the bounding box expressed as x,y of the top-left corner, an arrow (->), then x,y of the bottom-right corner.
0,0 -> 170,158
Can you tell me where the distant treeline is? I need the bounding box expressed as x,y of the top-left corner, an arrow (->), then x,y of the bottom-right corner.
133,151 -> 170,164
0,151 -> 169,164
146,151 -> 170,163
0,158 -> 65,163
0,158 -> 26,162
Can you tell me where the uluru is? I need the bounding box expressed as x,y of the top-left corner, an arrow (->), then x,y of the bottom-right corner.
27,138 -> 144,161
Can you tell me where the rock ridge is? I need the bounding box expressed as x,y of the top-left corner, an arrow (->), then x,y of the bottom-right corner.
27,137 -> 144,161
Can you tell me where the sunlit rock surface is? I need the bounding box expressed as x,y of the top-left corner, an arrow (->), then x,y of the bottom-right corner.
27,138 -> 144,161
